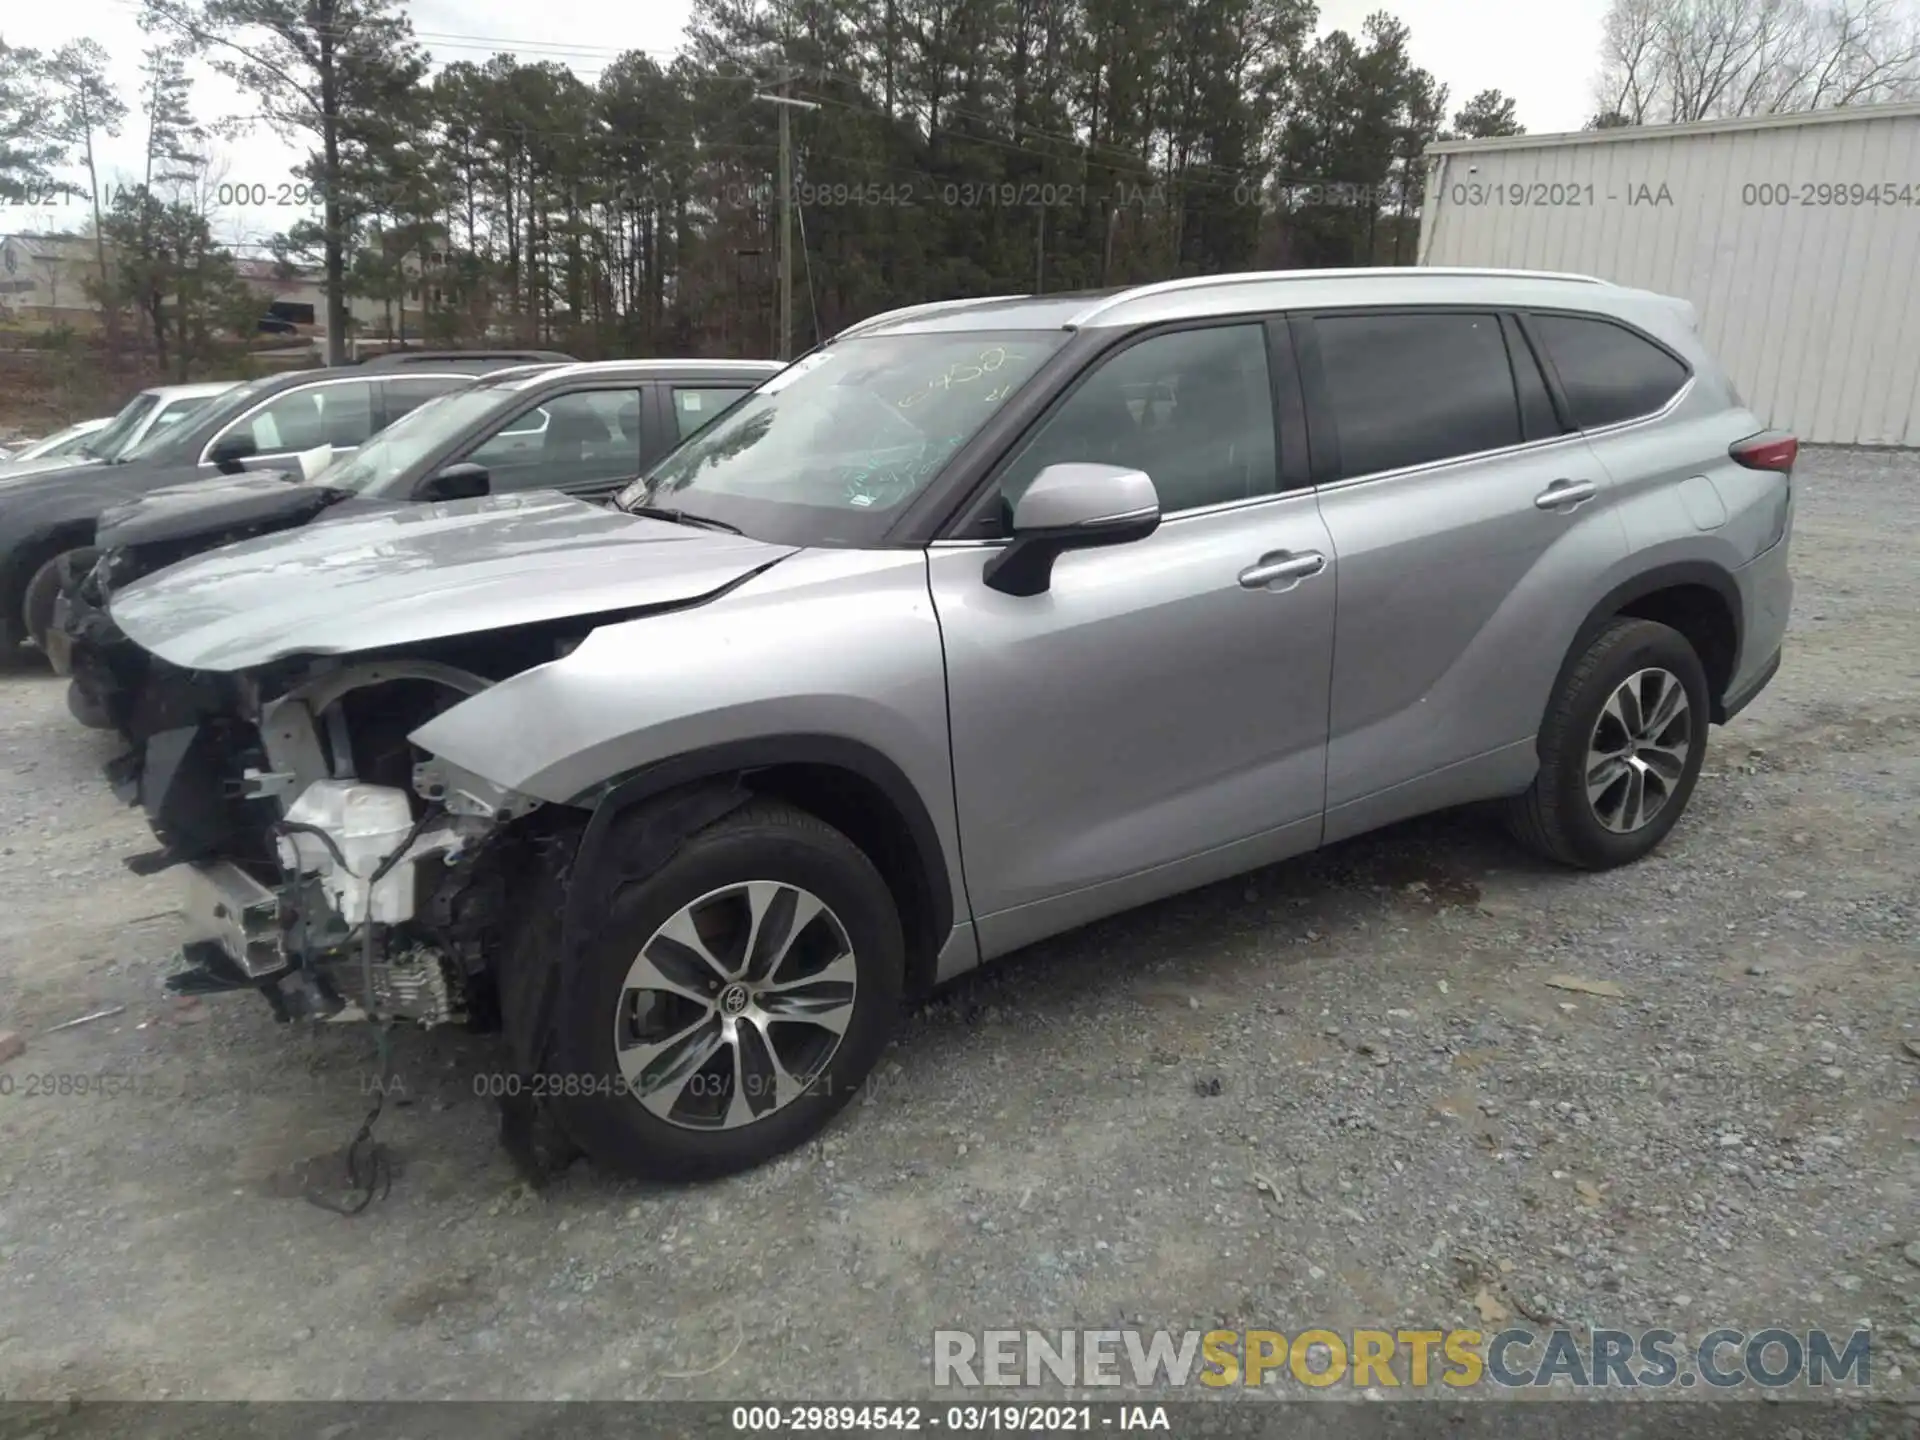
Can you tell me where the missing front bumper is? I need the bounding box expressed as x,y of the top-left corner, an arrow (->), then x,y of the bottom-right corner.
181,860 -> 285,979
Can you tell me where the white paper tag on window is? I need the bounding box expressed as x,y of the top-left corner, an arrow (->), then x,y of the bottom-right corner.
682,393 -> 702,412
295,443 -> 335,481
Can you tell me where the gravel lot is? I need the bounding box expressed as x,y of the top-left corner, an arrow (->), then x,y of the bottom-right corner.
0,447 -> 1915,1406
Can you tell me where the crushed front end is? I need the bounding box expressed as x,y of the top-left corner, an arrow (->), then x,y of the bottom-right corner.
59,547 -> 165,734
115,660 -> 547,1030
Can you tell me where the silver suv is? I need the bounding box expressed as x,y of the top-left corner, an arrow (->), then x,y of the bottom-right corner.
103,269 -> 1793,1183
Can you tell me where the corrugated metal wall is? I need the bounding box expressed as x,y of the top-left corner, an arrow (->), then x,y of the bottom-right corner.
1418,106 -> 1920,446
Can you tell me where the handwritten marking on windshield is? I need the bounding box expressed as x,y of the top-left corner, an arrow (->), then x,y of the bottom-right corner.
897,348 -> 1011,409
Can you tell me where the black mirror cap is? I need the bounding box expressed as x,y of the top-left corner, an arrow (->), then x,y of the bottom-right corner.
981,508 -> 1161,597
208,436 -> 257,474
416,462 -> 491,502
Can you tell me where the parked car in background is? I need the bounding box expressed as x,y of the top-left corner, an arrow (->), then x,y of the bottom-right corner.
0,384 -> 239,483
0,417 -> 112,469
0,351 -> 574,662
58,357 -> 780,737
88,270 -> 1790,1184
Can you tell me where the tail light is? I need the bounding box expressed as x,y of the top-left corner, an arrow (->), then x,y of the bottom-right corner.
1730,431 -> 1797,472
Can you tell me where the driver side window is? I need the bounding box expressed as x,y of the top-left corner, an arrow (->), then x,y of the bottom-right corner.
462,388 -> 645,493
983,324 -> 1278,534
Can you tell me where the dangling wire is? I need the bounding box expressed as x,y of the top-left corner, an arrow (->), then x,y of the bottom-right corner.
303,805 -> 442,1217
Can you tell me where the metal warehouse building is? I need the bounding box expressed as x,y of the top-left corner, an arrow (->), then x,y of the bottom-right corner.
1418,101 -> 1920,446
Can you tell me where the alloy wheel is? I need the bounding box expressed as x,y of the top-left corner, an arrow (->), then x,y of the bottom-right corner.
614,881 -> 857,1130
1584,667 -> 1694,834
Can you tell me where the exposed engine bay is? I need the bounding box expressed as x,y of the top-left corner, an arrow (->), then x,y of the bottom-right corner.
113,639 -> 568,1031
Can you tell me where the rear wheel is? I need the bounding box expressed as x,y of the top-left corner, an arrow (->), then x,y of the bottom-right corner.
1506,617 -> 1709,869
549,800 -> 903,1181
21,547 -> 95,665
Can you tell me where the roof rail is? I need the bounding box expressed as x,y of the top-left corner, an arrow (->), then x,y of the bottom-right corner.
1066,267 -> 1611,327
352,348 -> 578,367
833,295 -> 1027,342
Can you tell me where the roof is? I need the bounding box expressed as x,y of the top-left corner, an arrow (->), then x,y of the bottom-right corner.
234,257 -> 321,284
535,358 -> 786,382
1426,98 -> 1920,155
839,268 -> 1630,336
1,232 -> 95,261
141,382 -> 238,400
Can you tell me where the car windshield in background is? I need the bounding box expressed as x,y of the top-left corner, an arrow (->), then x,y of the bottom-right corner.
619,332 -> 1066,545
148,396 -> 219,434
80,394 -> 160,460
316,387 -> 513,496
116,376 -> 284,462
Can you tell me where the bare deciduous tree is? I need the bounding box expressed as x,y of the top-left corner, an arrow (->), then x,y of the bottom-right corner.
1596,0 -> 1920,124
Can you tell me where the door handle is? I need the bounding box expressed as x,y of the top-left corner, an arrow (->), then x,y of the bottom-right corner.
1534,479 -> 1597,511
1238,550 -> 1327,589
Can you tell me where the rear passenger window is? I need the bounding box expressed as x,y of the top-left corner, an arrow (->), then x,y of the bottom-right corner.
385,376 -> 468,424
1314,312 -> 1520,478
1503,316 -> 1563,441
672,387 -> 752,440
1530,313 -> 1690,428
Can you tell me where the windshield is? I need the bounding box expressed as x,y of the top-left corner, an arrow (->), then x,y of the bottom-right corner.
117,375 -> 284,462
18,424 -> 96,461
314,386 -> 515,495
81,394 -> 160,460
149,394 -> 220,435
617,331 -> 1067,545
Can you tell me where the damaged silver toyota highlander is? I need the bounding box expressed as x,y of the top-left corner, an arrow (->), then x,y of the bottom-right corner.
101,271 -> 1794,1182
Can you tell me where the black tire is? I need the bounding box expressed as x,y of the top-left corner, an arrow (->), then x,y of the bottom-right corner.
549,799 -> 903,1181
1506,617 -> 1711,870
65,678 -> 114,731
21,547 -> 94,660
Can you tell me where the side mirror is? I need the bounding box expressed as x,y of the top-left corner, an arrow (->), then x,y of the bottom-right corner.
983,462 -> 1160,597
208,434 -> 257,474
416,461 -> 491,502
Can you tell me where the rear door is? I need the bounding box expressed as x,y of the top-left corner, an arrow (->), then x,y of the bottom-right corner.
1302,308 -> 1629,840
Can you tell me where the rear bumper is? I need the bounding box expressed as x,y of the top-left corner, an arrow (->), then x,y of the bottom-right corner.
1721,534 -> 1792,722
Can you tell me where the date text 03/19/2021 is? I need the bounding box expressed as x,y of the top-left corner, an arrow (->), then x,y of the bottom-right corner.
729,1405 -> 1169,1432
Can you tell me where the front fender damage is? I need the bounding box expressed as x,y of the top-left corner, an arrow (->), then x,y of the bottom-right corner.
126,652 -> 564,1031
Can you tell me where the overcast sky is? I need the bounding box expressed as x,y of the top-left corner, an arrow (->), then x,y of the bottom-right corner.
6,0 -> 1607,248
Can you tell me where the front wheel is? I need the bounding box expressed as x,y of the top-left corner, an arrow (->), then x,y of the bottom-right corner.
21,547 -> 95,666
549,800 -> 904,1181
1506,617 -> 1710,869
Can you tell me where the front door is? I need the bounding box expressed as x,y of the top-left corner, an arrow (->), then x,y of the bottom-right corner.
926,320 -> 1337,959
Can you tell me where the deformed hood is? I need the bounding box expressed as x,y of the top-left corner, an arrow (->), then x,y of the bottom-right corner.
97,471 -> 349,549
108,489 -> 799,672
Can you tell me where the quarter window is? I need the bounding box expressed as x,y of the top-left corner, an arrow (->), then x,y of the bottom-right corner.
1315,312 -> 1520,478
1530,313 -> 1690,428
992,323 -> 1278,523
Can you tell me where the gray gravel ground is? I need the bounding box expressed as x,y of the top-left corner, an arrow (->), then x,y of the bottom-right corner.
0,446 -> 1915,1406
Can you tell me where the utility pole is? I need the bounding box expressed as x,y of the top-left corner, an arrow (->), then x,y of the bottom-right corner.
754,82 -> 820,361
1035,204 -> 1046,294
